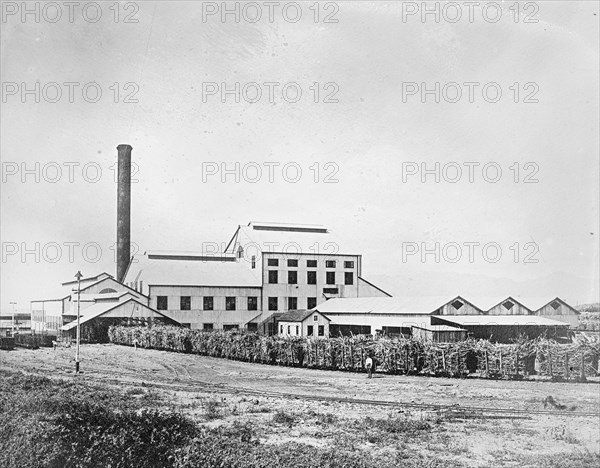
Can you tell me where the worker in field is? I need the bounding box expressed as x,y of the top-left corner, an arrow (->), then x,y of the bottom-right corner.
365,354 -> 374,379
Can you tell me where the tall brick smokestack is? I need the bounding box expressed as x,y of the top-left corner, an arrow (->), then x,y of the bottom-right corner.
116,144 -> 132,283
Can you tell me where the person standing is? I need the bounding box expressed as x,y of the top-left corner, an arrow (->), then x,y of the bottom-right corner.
365,355 -> 373,379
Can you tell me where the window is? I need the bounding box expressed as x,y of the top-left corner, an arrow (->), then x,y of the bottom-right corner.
344,261 -> 354,269
325,260 -> 336,268
287,325 -> 290,334
503,301 -> 514,310
203,296 -> 214,311
288,297 -> 297,310
287,259 -> 298,267
237,246 -> 243,259
452,300 -> 464,310
307,271 -> 317,284
157,296 -> 168,310
313,315 -> 318,321
307,297 -> 317,309
268,297 -> 278,311
226,297 -> 236,311
323,287 -> 339,294
223,324 -> 238,331
248,296 -> 258,311
307,260 -> 317,268
251,255 -> 256,269
180,296 -> 191,310
307,325 -> 313,336
203,323 -> 213,331
344,272 -> 353,285
318,325 -> 324,336
551,300 -> 560,310
100,288 -> 117,294
280,325 -> 283,334
296,325 -> 299,335
326,271 -> 335,285
288,271 -> 297,284
267,258 -> 279,266
268,270 -> 278,284
247,323 -> 258,332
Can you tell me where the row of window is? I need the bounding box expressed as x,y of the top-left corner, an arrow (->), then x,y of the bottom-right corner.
156,296 -> 318,311
281,324 -> 325,336
267,259 -> 354,269
268,270 -> 353,285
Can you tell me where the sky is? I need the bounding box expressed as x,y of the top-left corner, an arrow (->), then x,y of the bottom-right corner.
1,1 -> 599,313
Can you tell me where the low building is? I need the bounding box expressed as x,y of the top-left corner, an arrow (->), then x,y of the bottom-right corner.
277,310 -> 330,338
431,315 -> 570,343
60,297 -> 177,342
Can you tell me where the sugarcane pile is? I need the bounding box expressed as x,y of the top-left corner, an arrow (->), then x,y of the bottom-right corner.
107,325 -> 600,381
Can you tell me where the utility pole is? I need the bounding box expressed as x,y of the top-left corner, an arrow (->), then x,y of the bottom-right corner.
9,302 -> 17,336
75,271 -> 83,373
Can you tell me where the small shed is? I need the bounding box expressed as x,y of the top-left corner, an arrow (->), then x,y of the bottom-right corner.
277,310 -> 330,338
412,324 -> 467,343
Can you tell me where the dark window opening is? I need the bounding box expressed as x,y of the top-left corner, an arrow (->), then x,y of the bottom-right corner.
296,325 -> 299,335
203,296 -> 214,311
307,325 -> 314,336
247,323 -> 258,332
268,297 -> 278,311
288,271 -> 297,284
344,272 -> 353,285
251,255 -> 256,269
157,296 -> 168,310
267,259 -> 279,266
268,270 -> 278,284
551,301 -> 560,310
323,287 -> 339,294
180,296 -> 191,310
287,259 -> 298,267
307,260 -> 317,268
307,297 -> 317,309
326,271 -> 335,285
226,297 -> 236,311
307,271 -> 317,284
280,325 -> 283,334
203,323 -> 213,330
248,296 -> 258,311
223,324 -> 239,331
288,297 -> 297,310
452,300 -> 464,310
325,260 -> 336,268
318,325 -> 324,336
344,261 -> 354,268
503,301 -> 514,310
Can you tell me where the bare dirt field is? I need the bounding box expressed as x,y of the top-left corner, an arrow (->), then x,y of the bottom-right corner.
2,344 -> 599,467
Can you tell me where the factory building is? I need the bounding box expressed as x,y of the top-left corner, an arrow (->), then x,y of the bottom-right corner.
123,222 -> 391,333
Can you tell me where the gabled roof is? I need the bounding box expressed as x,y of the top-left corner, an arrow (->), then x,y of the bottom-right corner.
61,272 -> 112,286
314,296 -> 457,315
277,309 -> 330,322
515,297 -> 580,315
433,315 -> 569,327
124,251 -> 261,287
59,298 -> 174,331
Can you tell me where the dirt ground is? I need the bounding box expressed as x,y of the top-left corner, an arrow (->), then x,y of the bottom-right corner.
2,344 -> 599,467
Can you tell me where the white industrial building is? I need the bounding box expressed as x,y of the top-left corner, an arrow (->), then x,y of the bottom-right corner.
122,221 -> 391,333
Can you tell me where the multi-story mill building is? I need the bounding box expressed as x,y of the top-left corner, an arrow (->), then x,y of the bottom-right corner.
123,222 -> 390,333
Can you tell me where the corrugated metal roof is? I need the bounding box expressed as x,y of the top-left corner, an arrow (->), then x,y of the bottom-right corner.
125,252 -> 262,287
314,296 -> 456,315
433,315 -> 569,327
412,324 -> 467,332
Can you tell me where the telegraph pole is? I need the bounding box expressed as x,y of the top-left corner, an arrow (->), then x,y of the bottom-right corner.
75,271 -> 83,373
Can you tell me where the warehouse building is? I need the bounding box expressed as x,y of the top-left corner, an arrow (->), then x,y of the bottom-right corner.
277,309 -> 331,338
123,222 -> 391,332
